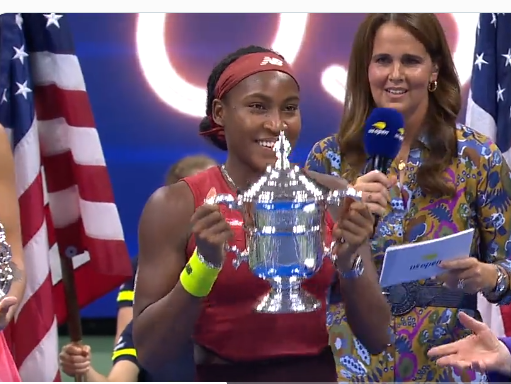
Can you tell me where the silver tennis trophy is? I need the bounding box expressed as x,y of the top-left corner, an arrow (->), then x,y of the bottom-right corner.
0,223 -> 13,299
212,131 -> 362,314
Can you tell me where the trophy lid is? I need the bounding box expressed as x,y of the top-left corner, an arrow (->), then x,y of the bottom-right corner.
242,131 -> 325,207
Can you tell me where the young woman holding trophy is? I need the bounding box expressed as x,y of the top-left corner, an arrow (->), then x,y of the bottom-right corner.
0,125 -> 27,381
115,154 -> 217,344
133,45 -> 391,382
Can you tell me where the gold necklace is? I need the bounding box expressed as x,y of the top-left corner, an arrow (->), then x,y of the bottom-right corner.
220,165 -> 238,192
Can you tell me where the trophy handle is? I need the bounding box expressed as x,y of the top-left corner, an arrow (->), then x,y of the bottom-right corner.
209,194 -> 249,269
325,186 -> 363,211
225,244 -> 249,269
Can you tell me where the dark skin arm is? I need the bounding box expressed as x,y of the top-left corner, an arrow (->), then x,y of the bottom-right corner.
132,182 -> 202,370
336,242 -> 390,354
306,170 -> 391,354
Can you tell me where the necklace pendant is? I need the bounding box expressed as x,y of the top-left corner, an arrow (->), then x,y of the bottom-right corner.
398,161 -> 406,171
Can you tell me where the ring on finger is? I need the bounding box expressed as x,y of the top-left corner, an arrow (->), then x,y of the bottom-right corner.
338,237 -> 350,248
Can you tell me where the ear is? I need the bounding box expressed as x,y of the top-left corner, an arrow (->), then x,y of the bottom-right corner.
211,99 -> 225,127
430,62 -> 439,83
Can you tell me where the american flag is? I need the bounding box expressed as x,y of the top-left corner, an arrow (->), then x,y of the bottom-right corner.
0,13 -> 132,381
465,12 -> 511,337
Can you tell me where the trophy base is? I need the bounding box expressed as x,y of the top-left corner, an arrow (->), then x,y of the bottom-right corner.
255,281 -> 322,314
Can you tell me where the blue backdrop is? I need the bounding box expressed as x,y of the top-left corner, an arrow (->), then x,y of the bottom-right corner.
69,13 -> 474,318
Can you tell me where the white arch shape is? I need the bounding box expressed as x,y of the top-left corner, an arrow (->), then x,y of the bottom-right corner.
136,13 -> 309,118
320,13 -> 480,104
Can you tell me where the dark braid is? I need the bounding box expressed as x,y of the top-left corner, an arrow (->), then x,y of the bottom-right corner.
199,45 -> 284,151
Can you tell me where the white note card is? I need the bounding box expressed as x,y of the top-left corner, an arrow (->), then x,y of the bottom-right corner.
379,228 -> 475,288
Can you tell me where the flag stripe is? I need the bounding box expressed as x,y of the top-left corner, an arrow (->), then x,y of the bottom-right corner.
30,52 -> 86,91
17,318 -> 60,382
34,84 -> 94,126
39,119 -> 106,165
11,121 -> 40,196
43,154 -> 114,200
13,273 -> 54,367
18,173 -> 45,245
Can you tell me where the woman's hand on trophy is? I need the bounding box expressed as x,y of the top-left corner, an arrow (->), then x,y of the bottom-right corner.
0,296 -> 17,330
354,170 -> 397,216
191,188 -> 233,267
332,201 -> 374,268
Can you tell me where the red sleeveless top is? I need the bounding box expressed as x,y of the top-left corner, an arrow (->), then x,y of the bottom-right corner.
182,166 -> 336,362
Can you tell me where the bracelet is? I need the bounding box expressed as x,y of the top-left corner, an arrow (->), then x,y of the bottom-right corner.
482,264 -> 509,302
180,248 -> 221,298
196,250 -> 223,269
338,254 -> 364,279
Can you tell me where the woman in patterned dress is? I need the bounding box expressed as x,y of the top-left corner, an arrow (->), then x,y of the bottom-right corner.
305,13 -> 511,383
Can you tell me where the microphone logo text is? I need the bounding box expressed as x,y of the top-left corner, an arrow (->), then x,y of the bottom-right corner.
368,121 -> 389,136
395,127 -> 405,141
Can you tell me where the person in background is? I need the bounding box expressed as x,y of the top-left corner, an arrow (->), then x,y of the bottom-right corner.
114,154 -> 217,343
115,255 -> 138,343
60,321 -> 141,382
0,125 -> 27,382
60,154 -> 216,382
428,311 -> 511,383
305,13 -> 511,382
133,45 -> 391,382
60,319 -> 194,382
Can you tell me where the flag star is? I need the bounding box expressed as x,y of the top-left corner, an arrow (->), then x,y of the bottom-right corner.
497,84 -> 506,102
474,53 -> 489,70
12,45 -> 28,64
0,89 -> 7,104
491,13 -> 497,26
503,48 -> 511,67
15,81 -> 32,99
43,13 -> 63,28
15,13 -> 23,30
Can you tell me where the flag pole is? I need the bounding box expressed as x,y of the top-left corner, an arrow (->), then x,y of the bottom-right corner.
59,256 -> 85,382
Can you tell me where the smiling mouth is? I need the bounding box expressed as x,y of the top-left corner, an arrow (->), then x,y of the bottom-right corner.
257,140 -> 276,150
385,89 -> 408,95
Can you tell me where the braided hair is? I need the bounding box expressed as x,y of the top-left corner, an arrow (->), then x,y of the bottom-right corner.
199,45 -> 284,151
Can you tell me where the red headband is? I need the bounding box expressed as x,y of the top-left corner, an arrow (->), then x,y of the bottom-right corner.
200,52 -> 297,141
